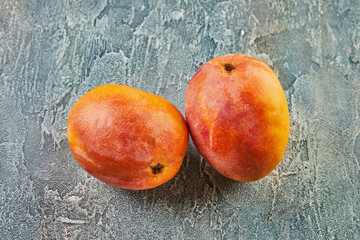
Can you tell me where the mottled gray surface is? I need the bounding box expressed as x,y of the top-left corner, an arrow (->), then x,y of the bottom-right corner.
0,0 -> 359,239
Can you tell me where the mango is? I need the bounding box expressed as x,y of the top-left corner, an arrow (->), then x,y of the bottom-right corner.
185,54 -> 290,181
67,85 -> 189,190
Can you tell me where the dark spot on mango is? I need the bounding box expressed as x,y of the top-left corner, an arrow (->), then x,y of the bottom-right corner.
151,163 -> 164,174
224,63 -> 235,73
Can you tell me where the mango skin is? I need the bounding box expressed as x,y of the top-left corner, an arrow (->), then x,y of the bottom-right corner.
185,54 -> 290,182
67,85 -> 189,190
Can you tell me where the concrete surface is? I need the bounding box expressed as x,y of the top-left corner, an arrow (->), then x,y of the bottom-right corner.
0,0 -> 359,239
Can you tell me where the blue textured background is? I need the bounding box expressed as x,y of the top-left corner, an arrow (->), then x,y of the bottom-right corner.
1,0 -> 359,239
